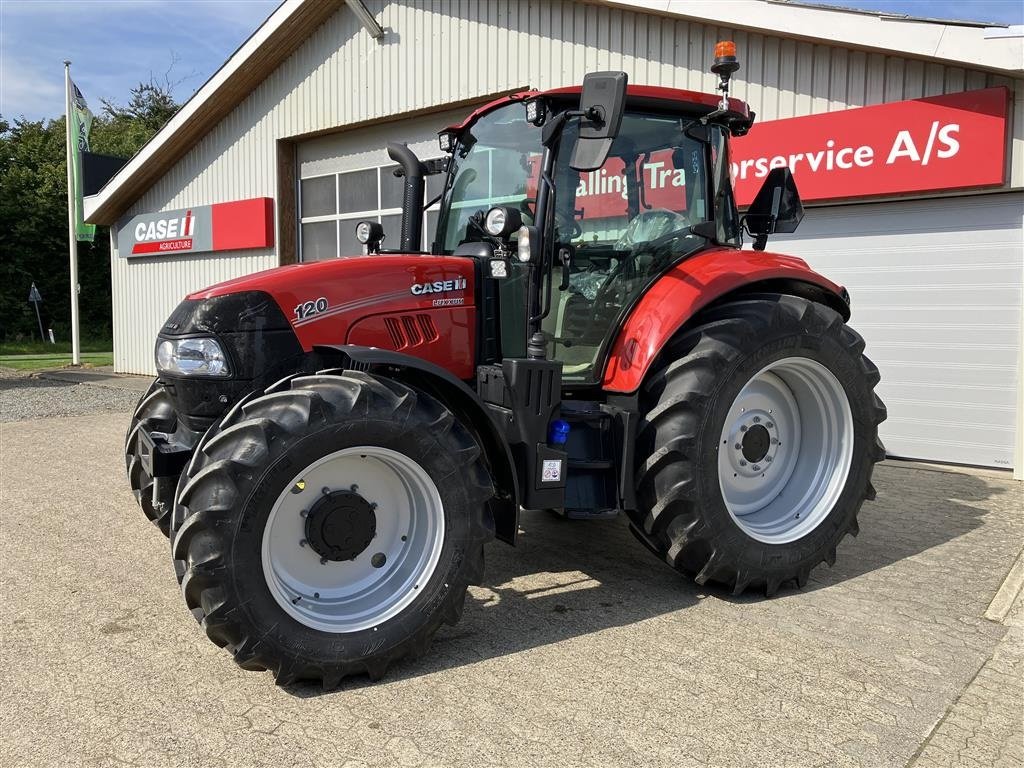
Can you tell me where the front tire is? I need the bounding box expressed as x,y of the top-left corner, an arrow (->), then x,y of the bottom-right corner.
125,380 -> 177,536
170,371 -> 494,686
630,295 -> 886,595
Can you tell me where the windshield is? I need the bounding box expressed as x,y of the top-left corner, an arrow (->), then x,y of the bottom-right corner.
436,104 -> 541,253
545,112 -> 710,380
435,104 -> 715,382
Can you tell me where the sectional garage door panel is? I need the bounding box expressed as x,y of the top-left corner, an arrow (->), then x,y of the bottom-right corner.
770,193 -> 1023,469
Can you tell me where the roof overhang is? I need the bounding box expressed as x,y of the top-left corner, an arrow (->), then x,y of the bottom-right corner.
594,0 -> 1024,74
84,0 -> 344,225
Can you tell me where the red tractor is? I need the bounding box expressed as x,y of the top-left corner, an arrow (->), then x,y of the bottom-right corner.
127,45 -> 885,686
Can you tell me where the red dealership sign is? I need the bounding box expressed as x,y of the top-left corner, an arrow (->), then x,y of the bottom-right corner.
731,87 -> 1009,205
118,197 -> 274,258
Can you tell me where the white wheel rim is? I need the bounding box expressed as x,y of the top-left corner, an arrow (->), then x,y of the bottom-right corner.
261,446 -> 445,633
717,357 -> 854,544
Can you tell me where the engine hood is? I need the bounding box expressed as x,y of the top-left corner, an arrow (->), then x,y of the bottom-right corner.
187,254 -> 476,352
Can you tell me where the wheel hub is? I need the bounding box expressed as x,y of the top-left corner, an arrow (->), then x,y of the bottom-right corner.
724,407 -> 782,478
741,423 -> 771,463
304,490 -> 377,562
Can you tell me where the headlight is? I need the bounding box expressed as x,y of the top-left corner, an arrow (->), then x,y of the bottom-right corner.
156,337 -> 230,377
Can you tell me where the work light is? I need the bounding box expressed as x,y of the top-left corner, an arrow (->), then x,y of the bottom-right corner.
525,98 -> 546,126
355,220 -> 384,246
484,205 -> 522,238
485,208 -> 507,237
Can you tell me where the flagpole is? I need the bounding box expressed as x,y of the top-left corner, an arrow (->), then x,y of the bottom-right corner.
64,60 -> 81,365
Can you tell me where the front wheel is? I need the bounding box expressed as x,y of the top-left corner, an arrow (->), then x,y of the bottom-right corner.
125,380 -> 177,536
170,371 -> 494,686
631,295 -> 886,595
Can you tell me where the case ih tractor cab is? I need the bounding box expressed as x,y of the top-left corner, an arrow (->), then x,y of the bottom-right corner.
127,43 -> 884,686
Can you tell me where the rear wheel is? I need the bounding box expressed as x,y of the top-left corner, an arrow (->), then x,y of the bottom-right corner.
170,371 -> 494,686
630,295 -> 886,595
125,380 -> 177,536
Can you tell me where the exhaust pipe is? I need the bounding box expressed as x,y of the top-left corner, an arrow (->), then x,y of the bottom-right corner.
386,142 -> 426,252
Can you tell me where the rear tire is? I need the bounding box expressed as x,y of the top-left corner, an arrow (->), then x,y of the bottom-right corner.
170,371 -> 494,686
630,295 -> 886,595
125,380 -> 177,536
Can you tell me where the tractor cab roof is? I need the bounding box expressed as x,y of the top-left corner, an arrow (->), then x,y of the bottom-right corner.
442,84 -> 754,137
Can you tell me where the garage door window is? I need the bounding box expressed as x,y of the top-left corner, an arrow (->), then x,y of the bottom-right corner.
299,162 -> 444,261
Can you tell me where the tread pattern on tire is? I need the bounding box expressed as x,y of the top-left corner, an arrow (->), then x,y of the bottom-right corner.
125,379 -> 177,536
169,370 -> 494,687
630,295 -> 887,596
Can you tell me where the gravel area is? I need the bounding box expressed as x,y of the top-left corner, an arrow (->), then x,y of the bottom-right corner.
0,368 -> 141,422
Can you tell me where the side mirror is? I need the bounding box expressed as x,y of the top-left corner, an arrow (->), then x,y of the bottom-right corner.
743,167 -> 803,251
570,71 -> 628,172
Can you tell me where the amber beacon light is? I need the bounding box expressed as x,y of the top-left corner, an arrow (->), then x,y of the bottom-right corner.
710,40 -> 740,109
712,40 -> 739,75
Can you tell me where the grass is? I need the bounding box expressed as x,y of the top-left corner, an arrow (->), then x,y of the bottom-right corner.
0,338 -> 112,355
0,351 -> 113,370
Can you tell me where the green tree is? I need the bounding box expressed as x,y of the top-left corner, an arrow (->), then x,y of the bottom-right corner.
0,80 -> 179,343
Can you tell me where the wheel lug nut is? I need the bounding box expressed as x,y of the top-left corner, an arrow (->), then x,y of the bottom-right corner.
350,484 -> 359,492
752,416 -> 761,423
767,422 -> 774,429
753,465 -> 761,471
321,487 -> 330,496
766,456 -> 773,463
734,443 -> 741,450
771,437 -> 778,444
299,509 -> 307,518
320,556 -> 328,565
299,539 -> 307,547
740,425 -> 747,432
739,460 -> 747,466
369,502 -> 378,510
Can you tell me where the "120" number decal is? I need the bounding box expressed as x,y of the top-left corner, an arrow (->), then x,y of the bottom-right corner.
293,297 -> 328,320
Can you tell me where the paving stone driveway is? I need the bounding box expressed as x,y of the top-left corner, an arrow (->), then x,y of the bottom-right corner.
1,411 -> 1021,768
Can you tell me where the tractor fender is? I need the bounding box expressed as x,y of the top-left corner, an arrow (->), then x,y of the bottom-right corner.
314,344 -> 520,545
601,248 -> 850,393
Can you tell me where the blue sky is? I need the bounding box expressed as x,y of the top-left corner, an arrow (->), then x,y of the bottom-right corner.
1,0 -> 278,121
1,0 -> 1020,123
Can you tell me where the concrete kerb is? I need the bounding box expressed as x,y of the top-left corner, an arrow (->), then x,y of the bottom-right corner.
34,367 -> 153,392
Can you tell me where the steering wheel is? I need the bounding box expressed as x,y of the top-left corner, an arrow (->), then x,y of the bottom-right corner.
614,209 -> 690,251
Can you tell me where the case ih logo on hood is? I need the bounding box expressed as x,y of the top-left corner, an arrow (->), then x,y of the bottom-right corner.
410,278 -> 467,295
132,211 -> 196,254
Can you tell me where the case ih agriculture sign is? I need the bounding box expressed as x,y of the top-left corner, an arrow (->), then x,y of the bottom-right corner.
731,87 -> 1009,205
118,197 -> 274,258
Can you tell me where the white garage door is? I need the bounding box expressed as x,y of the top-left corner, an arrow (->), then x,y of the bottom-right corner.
771,192 -> 1023,469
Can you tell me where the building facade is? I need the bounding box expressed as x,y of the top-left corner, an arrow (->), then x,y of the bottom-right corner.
85,0 -> 1024,474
